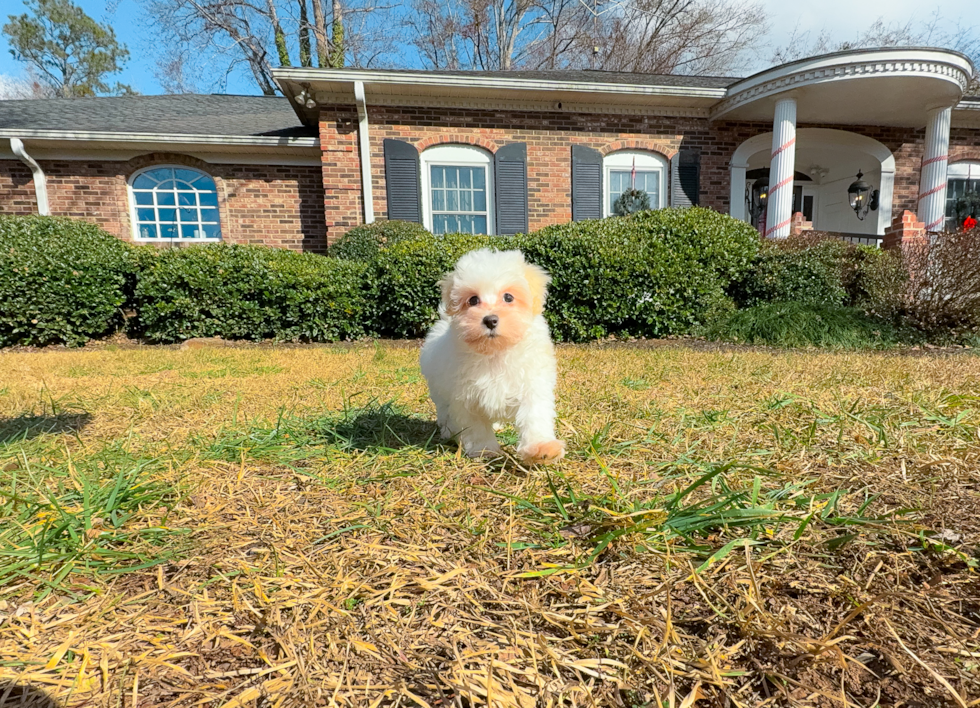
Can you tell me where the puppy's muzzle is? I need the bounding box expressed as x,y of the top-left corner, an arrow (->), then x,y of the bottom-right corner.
482,314 -> 499,331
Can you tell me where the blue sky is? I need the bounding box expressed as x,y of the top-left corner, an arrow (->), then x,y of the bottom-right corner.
0,0 -> 976,96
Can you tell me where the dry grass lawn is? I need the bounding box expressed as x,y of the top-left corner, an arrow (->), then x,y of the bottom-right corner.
0,341 -> 978,707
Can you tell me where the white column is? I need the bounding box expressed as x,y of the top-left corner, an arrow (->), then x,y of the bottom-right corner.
764,96 -> 797,239
917,106 -> 952,232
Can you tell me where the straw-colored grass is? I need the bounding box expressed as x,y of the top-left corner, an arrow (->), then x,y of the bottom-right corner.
0,341 -> 978,707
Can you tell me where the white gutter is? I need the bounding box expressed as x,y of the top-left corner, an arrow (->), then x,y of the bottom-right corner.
0,129 -> 318,148
275,67 -> 729,100
10,138 -> 49,215
353,81 -> 375,224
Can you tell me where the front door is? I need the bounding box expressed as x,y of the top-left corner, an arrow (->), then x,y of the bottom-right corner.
792,184 -> 818,224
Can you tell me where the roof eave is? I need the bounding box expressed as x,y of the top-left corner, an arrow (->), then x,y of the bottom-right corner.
0,128 -> 319,148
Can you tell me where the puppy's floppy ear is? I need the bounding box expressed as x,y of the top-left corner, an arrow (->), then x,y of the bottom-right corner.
438,273 -> 461,316
523,262 -> 551,316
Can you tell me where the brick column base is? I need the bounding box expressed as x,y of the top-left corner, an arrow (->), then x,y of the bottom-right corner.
883,210 -> 928,250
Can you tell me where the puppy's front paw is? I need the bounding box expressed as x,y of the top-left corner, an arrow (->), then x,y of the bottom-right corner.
519,440 -> 566,465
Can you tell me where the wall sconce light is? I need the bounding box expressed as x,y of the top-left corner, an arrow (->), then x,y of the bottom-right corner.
847,170 -> 879,220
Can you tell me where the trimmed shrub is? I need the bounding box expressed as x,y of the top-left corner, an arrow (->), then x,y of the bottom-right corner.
705,301 -> 912,349
731,235 -> 849,308
331,220 -> 432,262
518,208 -> 758,341
366,208 -> 759,342
369,232 -> 507,337
0,215 -> 135,347
132,244 -> 368,343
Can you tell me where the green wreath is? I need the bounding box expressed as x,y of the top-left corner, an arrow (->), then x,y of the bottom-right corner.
613,188 -> 650,216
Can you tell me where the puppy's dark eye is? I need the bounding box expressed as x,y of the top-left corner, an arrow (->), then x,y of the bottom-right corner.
503,293 -> 514,303
467,295 -> 480,307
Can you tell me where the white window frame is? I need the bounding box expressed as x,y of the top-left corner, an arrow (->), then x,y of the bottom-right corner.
945,161 -> 980,226
602,150 -> 667,217
420,144 -> 494,235
128,165 -> 222,243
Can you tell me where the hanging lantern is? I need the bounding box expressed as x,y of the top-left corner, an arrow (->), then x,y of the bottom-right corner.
847,171 -> 880,221
751,176 -> 769,216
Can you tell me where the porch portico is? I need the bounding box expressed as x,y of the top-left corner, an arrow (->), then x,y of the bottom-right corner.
717,48 -> 973,238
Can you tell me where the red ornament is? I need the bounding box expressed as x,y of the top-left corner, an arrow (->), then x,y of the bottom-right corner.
965,216 -> 978,231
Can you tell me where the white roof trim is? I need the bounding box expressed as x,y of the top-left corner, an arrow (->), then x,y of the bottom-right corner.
0,128 -> 318,148
274,67 -> 729,99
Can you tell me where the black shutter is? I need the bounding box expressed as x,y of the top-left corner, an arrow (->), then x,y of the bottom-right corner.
494,142 -> 528,235
670,149 -> 700,207
571,144 -> 602,221
383,139 -> 422,223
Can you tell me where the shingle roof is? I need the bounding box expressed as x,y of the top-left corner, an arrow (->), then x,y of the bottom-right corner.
0,94 -> 315,138
336,67 -> 738,89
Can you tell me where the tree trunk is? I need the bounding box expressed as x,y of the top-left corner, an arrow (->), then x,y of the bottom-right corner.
329,0 -> 344,67
311,0 -> 330,67
266,0 -> 291,66
298,0 -> 312,66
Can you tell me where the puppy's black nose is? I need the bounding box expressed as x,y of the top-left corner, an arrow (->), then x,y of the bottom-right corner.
482,314 -> 499,330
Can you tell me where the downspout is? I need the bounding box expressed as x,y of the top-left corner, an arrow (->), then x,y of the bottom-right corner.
353,81 -> 375,224
10,138 -> 49,215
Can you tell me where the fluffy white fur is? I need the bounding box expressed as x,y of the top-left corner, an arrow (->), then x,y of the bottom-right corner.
420,248 -> 565,464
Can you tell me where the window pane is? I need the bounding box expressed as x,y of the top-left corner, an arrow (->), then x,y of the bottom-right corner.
157,208 -> 176,223
458,168 -> 472,190
160,223 -> 177,239
446,168 -> 458,189
156,191 -> 175,206
156,180 -> 176,190
431,188 -> 445,212
432,214 -> 452,235
181,224 -> 199,239
431,166 -> 445,189
200,208 -> 219,223
199,192 -> 218,207
179,208 -> 197,222
177,192 -> 196,206
138,224 -> 158,239
473,190 -> 486,212
471,215 -> 487,234
175,168 -> 202,184
137,208 -> 155,222
134,191 -> 153,205
133,174 -> 156,189
446,188 -> 458,212
472,168 -> 485,190
203,223 -> 221,239
459,189 -> 472,212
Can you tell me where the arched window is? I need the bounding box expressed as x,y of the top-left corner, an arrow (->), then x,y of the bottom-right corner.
420,145 -> 494,235
946,161 -> 980,225
129,166 -> 221,241
603,150 -> 667,216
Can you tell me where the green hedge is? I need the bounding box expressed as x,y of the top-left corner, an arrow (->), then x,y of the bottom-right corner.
0,216 -> 137,347
132,244 -> 367,343
331,220 -> 432,262
730,236 -> 848,308
523,209 -> 757,341
365,208 -> 760,342
369,232 -> 507,337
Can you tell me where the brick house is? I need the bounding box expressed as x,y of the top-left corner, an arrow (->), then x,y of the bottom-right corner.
1,47 -> 978,249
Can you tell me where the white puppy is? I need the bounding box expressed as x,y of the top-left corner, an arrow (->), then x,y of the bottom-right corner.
420,248 -> 565,464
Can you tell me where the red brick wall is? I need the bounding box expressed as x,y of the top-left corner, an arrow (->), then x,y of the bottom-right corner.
0,161 -> 38,214
0,154 -> 328,253
319,105 -> 975,241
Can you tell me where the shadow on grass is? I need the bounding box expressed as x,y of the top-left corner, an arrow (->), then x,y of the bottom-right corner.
323,404 -> 443,452
0,682 -> 60,707
0,412 -> 92,445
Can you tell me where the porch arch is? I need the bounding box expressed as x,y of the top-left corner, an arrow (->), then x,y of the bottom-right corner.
729,128 -> 895,236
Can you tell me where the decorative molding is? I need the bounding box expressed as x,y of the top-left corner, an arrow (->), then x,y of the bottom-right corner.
714,59 -> 970,119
